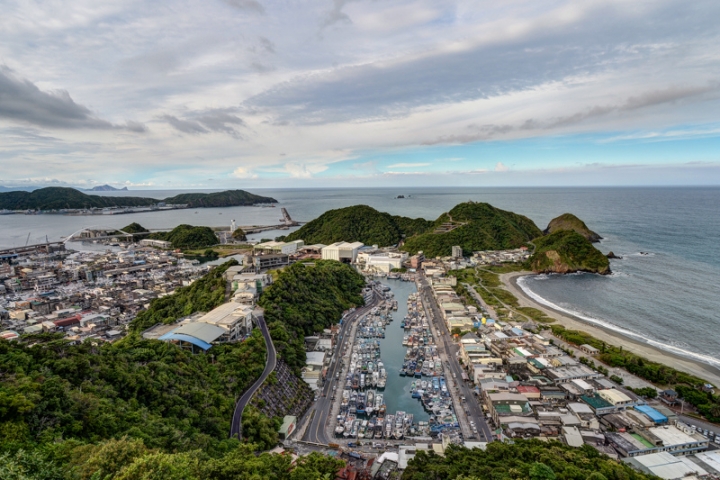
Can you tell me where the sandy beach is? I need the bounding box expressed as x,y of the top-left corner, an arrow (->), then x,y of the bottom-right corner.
500,271 -> 720,388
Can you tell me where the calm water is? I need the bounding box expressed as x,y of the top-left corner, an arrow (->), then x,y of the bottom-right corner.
2,186 -> 719,365
378,279 -> 429,422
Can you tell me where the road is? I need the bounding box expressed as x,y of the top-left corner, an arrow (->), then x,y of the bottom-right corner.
230,313 -> 277,439
301,289 -> 381,445
418,275 -> 495,442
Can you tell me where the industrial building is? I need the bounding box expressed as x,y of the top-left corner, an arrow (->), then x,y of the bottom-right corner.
253,240 -> 304,255
321,241 -> 364,263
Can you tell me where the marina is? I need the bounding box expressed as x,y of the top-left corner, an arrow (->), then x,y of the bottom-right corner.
333,278 -> 462,441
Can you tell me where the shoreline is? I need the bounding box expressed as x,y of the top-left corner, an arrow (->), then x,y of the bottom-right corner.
500,271 -> 720,388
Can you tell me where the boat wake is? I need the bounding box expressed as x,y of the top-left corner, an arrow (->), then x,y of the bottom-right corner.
517,276 -> 720,369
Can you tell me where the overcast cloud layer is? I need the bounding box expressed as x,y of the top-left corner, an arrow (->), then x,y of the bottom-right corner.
1,0 -> 720,188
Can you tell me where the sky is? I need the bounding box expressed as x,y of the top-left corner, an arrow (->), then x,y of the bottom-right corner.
1,0 -> 720,189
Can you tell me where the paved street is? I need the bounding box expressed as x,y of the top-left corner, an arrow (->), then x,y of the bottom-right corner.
417,275 -> 494,442
300,289 -> 381,444
230,313 -> 276,439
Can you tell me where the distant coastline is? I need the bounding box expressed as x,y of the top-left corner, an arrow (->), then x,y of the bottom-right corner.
501,271 -> 720,387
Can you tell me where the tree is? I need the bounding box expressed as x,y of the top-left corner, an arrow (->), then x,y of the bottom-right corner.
529,462 -> 556,480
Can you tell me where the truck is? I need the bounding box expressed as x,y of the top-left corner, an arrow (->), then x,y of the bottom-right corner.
328,443 -> 340,449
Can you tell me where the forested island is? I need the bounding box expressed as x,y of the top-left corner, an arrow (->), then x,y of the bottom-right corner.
0,187 -> 276,210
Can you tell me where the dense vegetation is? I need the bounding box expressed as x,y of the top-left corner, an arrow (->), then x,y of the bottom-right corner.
0,187 -> 276,210
285,205 -> 433,246
130,259 -> 236,332
528,230 -> 610,274
0,437 -> 343,479
402,202 -> 542,257
259,260 -> 365,370
163,189 -> 277,208
0,331 -> 267,462
121,222 -> 149,234
147,224 -> 219,249
544,213 -> 602,242
0,187 -> 157,210
402,441 -> 655,480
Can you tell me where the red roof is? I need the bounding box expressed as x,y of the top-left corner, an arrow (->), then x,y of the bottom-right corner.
517,385 -> 540,394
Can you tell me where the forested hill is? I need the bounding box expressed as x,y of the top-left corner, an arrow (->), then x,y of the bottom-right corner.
402,440 -> 655,479
0,187 -> 276,210
259,260 -> 366,369
162,189 -> 276,207
544,213 -> 603,242
528,229 -> 611,274
284,205 -> 433,246
401,202 -> 542,257
0,187 -> 157,210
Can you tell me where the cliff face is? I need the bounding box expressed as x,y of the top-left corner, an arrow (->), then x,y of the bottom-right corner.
529,230 -> 610,275
543,213 -> 602,242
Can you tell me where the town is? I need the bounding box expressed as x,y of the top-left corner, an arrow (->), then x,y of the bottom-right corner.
1,231 -> 719,480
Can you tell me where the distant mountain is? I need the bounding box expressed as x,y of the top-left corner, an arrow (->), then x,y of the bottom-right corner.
0,187 -> 278,210
85,185 -> 129,191
0,185 -> 37,193
162,190 -> 277,208
0,187 -> 156,210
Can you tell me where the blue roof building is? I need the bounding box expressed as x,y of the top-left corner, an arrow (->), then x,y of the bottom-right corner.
635,405 -> 668,424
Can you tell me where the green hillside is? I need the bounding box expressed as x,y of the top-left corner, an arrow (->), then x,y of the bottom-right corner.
529,229 -> 610,274
259,260 -> 366,370
121,222 -> 149,234
402,202 -> 542,257
163,189 -> 277,207
0,187 -> 276,210
284,205 -> 433,246
147,224 -> 218,249
544,213 -> 602,242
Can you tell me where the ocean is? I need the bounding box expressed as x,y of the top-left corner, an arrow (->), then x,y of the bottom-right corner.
2,186 -> 719,366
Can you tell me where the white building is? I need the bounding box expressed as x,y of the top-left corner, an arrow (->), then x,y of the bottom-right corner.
253,240 -> 304,255
139,239 -> 172,249
358,251 -> 408,273
321,241 -> 364,263
452,245 -> 463,258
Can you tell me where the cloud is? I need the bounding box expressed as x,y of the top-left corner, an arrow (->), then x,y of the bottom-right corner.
321,0 -> 353,29
161,115 -> 208,134
387,162 -> 430,168
232,166 -> 258,178
424,84 -> 720,145
0,66 -> 120,130
124,120 -> 148,133
494,162 -> 509,172
285,162 -> 328,178
222,0 -> 264,14
258,36 -> 275,54
161,110 -> 246,137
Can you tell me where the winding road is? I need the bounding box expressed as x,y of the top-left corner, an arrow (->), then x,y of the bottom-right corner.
230,312 -> 277,439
